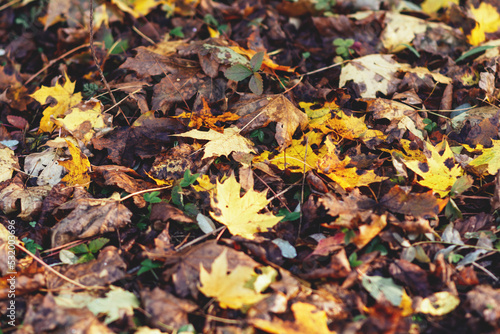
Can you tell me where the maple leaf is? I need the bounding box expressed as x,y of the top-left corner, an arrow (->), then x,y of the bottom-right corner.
318,137 -> 387,190
421,0 -> 459,15
468,3 -> 500,46
229,45 -> 296,73
300,101 -> 338,126
174,98 -> 239,132
54,286 -> 139,324
111,0 -> 163,18
402,140 -> 463,197
59,140 -> 91,187
254,135 -> 319,173
313,109 -> 386,145
0,146 -> 18,183
175,127 -> 255,159
468,139 -> 500,175
198,249 -> 276,309
235,94 -> 309,149
53,99 -> 110,144
251,302 -> 335,334
210,173 -> 282,239
30,72 -> 82,133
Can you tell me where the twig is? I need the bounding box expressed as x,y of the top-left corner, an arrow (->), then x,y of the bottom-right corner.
15,243 -> 87,289
119,185 -> 172,202
25,43 -> 93,85
89,0 -> 130,125
300,59 -> 350,76
176,226 -> 225,251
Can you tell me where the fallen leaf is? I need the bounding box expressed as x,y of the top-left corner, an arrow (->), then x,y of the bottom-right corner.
468,139 -> 500,175
421,0 -> 459,14
51,194 -> 132,247
380,185 -> 448,219
198,248 -> 275,309
251,302 -> 335,334
24,148 -> 66,186
234,94 -> 309,149
31,72 -> 82,133
352,214 -> 387,249
416,291 -> 460,316
402,140 -> 463,197
141,288 -> 198,329
175,127 -> 256,159
318,136 -> 387,189
210,173 -> 282,239
468,3 -> 500,46
0,145 -> 18,183
59,140 -> 91,187
54,285 -> 139,324
0,177 -> 51,221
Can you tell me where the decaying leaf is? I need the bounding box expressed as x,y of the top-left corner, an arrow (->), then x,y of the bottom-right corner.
234,94 -> 308,148
210,173 -> 282,239
0,178 -> 51,221
51,194 -> 132,247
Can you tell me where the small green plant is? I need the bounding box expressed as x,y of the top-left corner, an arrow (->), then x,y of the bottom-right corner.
69,238 -> 109,263
137,191 -> 163,230
137,259 -> 162,279
22,237 -> 43,254
314,0 -> 336,12
348,252 -> 363,268
169,26 -> 184,38
277,208 -> 301,222
342,228 -> 356,244
180,170 -> 200,188
82,83 -> 100,99
225,51 -> 265,95
29,221 -> 37,228
203,14 -> 228,34
423,118 -> 438,133
333,38 -> 355,59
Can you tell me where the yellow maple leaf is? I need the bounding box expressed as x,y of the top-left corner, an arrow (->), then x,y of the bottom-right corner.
318,137 -> 387,189
198,249 -> 276,309
53,99 -> 108,144
174,98 -> 239,132
313,109 -> 385,145
0,146 -> 18,183
402,140 -> 463,197
111,0 -> 162,18
256,135 -> 319,173
300,100 -> 338,126
251,302 -> 335,334
210,174 -> 282,239
468,3 -> 500,46
468,139 -> 500,175
59,140 -> 91,187
421,0 -> 458,14
31,73 -> 82,133
174,127 -> 255,159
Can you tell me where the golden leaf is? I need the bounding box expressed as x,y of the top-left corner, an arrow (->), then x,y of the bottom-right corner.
59,140 -> 91,187
210,173 -> 282,239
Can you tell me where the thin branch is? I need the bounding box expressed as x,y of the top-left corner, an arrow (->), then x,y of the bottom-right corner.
15,243 -> 88,289
89,0 -> 130,125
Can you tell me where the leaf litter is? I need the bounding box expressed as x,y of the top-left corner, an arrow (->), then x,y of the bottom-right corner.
1,0 -> 500,333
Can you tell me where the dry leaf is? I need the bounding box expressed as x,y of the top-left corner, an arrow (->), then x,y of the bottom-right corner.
210,173 -> 282,239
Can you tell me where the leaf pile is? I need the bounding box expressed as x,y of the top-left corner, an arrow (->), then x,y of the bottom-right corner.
1,0 -> 500,333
